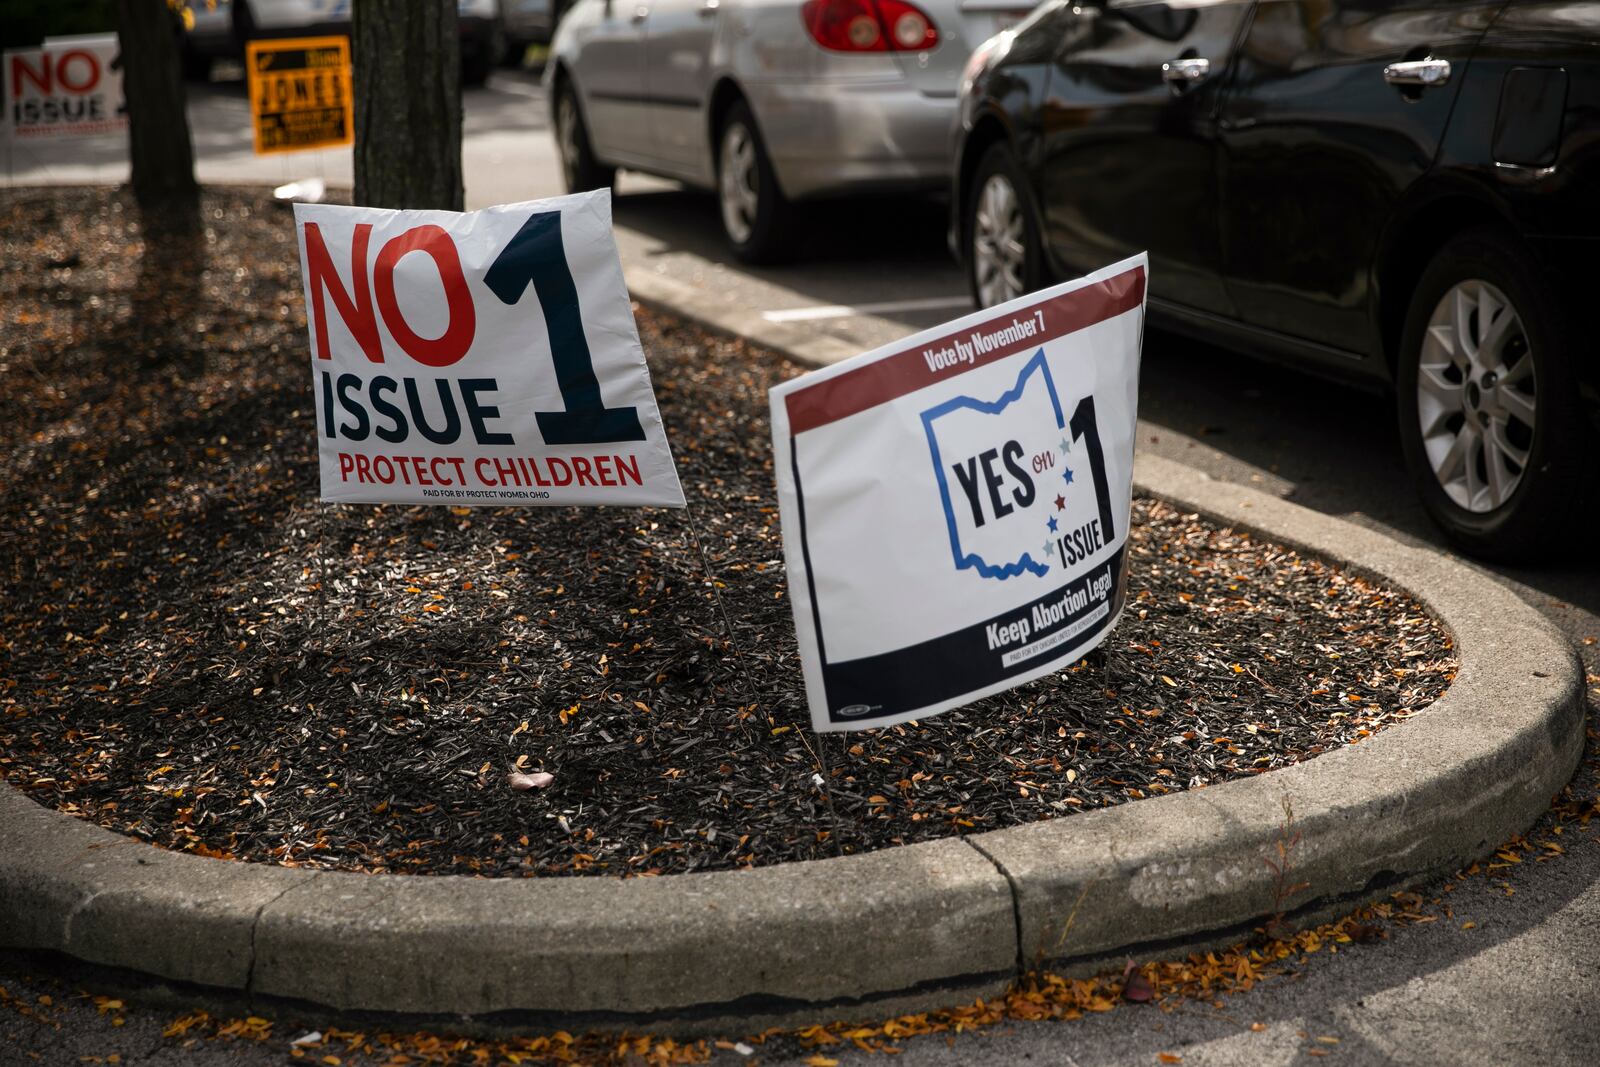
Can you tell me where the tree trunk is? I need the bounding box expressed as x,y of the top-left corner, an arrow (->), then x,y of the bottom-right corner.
353,0 -> 463,211
115,0 -> 200,236
115,0 -> 202,359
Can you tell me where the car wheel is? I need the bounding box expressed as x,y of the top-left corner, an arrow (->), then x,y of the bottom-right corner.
554,80 -> 615,194
1395,227 -> 1593,560
230,0 -> 257,48
180,43 -> 213,82
463,52 -> 493,86
462,21 -> 503,86
966,142 -> 1041,308
717,100 -> 793,264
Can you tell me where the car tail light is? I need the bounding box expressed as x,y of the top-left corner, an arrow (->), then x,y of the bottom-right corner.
801,0 -> 939,52
878,0 -> 938,49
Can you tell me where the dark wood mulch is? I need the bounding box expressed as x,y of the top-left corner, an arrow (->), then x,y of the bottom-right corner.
0,187 -> 1456,877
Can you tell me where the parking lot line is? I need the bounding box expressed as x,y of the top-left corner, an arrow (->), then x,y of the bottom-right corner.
761,295 -> 972,323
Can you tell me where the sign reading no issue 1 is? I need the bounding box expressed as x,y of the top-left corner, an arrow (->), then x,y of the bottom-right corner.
295,190 -> 684,508
771,255 -> 1148,733
246,36 -> 352,155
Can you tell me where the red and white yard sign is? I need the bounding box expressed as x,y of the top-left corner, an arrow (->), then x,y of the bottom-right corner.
294,192 -> 685,507
3,36 -> 126,139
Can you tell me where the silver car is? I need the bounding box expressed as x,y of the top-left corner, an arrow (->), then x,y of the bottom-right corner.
545,0 -> 1032,261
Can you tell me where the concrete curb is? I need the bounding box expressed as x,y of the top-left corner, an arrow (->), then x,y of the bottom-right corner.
988,454 -> 1585,976
0,458 -> 1583,1032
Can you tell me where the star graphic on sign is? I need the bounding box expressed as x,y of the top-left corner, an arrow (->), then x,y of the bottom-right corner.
1062,467 -> 1075,486
1047,515 -> 1059,533
1054,493 -> 1066,511
1060,437 -> 1072,454
1043,540 -> 1055,558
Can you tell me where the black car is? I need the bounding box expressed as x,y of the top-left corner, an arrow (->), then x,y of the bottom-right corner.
952,0 -> 1599,559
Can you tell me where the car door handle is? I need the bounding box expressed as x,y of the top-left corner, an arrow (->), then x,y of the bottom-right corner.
1161,57 -> 1210,86
1383,58 -> 1451,88
630,4 -> 649,22
698,0 -> 719,15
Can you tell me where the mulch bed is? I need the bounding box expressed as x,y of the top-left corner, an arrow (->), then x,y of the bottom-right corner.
0,186 -> 1456,878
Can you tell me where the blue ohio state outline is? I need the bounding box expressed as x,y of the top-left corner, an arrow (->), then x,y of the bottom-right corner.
921,348 -> 1067,581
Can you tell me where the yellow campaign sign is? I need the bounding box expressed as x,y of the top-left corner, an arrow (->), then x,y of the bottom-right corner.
246,36 -> 353,156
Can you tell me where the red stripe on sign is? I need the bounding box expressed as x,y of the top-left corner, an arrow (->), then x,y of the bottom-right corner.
785,264 -> 1146,435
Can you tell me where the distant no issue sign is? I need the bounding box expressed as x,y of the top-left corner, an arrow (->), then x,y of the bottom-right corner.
3,36 -> 126,139
296,191 -> 684,508
771,256 -> 1148,732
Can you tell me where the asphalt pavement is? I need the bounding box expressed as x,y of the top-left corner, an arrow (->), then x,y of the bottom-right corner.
2,65 -> 1597,1067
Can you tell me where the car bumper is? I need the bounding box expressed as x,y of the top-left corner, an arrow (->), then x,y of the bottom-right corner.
508,21 -> 553,46
506,13 -> 554,46
244,20 -> 350,40
460,15 -> 501,54
746,79 -> 957,201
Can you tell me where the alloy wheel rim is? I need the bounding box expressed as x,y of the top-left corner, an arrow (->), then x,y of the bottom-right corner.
557,93 -> 580,189
972,173 -> 1026,307
719,123 -> 758,245
1416,279 -> 1537,513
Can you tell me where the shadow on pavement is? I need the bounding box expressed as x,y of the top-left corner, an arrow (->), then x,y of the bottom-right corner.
611,184 -> 965,323
1137,330 -> 1600,617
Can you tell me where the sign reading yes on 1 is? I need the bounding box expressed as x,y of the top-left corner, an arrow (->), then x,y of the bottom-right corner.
771,255 -> 1147,733
295,191 -> 684,508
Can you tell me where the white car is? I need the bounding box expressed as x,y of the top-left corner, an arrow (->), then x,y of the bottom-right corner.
545,0 -> 1032,261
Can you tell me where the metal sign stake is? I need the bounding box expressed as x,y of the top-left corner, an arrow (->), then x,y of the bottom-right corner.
811,729 -> 846,858
682,502 -> 736,649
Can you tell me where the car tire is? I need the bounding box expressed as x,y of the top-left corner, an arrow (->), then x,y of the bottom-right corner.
965,142 -> 1042,308
716,100 -> 794,265
1395,227 -> 1594,560
463,53 -> 493,86
230,0 -> 257,48
180,44 -> 213,82
554,79 -> 615,194
462,21 -> 503,86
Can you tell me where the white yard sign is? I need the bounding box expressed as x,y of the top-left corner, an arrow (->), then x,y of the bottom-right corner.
3,36 -> 126,140
771,255 -> 1147,732
295,191 -> 684,507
